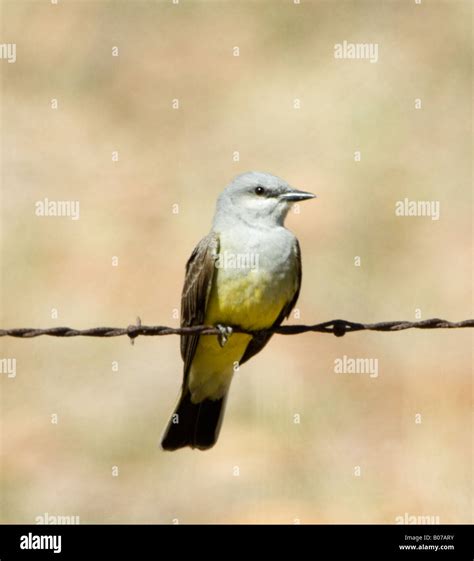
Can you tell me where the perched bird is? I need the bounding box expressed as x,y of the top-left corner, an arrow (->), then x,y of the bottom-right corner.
161,171 -> 315,451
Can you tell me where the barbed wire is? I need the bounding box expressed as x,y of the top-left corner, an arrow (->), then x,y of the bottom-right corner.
0,318 -> 472,340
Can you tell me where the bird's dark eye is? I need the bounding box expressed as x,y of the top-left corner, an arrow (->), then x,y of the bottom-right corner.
255,186 -> 265,196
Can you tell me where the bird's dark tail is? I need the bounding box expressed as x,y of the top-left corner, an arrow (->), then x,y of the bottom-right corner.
161,390 -> 227,451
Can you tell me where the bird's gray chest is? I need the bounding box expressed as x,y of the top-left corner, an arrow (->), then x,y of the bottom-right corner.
217,226 -> 297,282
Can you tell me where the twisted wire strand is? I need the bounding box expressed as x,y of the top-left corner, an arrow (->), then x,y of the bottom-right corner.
0,318 -> 472,340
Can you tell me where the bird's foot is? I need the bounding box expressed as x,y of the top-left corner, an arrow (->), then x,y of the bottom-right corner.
216,324 -> 233,348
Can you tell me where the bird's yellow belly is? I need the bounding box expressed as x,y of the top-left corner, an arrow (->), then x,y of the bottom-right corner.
189,332 -> 251,402
188,256 -> 296,402
205,268 -> 290,329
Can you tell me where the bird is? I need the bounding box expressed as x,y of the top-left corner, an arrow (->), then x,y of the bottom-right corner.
161,171 -> 315,451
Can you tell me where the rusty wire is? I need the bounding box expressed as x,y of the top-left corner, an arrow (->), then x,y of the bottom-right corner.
0,317 -> 472,340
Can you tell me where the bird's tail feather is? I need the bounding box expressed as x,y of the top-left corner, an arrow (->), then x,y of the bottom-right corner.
161,390 -> 227,451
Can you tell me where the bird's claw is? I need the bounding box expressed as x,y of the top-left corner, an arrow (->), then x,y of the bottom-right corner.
216,324 -> 233,347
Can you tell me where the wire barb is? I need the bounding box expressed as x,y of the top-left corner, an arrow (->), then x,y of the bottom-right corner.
0,318 -> 472,339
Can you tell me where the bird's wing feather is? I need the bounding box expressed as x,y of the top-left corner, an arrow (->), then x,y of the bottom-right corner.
239,238 -> 302,365
180,232 -> 220,386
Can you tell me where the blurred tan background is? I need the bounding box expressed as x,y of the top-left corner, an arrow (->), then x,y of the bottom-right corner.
0,0 -> 472,524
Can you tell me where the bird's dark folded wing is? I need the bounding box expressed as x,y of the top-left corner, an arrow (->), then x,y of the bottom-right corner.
239,239 -> 302,365
180,232 -> 220,386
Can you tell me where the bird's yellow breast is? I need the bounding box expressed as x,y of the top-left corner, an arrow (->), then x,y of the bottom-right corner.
205,267 -> 294,330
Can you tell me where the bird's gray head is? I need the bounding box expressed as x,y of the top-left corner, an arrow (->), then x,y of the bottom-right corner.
212,171 -> 315,230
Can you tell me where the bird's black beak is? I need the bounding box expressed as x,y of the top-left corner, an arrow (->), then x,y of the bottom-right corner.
280,188 -> 317,202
